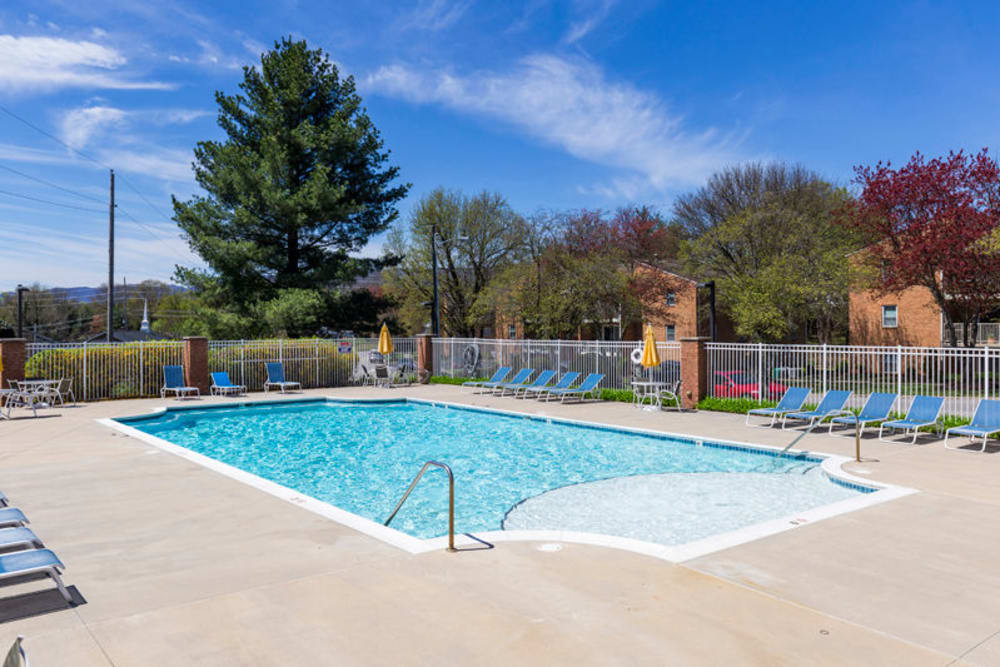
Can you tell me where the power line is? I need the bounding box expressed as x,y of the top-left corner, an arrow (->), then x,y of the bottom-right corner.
0,163 -> 106,204
117,175 -> 176,223
0,103 -> 103,167
0,189 -> 104,214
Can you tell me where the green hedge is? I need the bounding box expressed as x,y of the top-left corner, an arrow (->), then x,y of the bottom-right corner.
429,375 -> 483,385
25,345 -> 180,400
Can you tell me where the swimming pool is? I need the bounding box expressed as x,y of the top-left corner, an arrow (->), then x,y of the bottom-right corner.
108,398 -> 907,559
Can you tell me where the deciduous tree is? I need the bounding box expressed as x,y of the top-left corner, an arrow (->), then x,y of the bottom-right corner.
676,162 -> 855,342
839,149 -> 1000,346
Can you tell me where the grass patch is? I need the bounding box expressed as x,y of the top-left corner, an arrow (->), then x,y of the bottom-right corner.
428,375 -> 484,385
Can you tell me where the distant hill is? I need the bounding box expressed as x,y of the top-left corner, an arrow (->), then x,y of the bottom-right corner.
1,284 -> 187,302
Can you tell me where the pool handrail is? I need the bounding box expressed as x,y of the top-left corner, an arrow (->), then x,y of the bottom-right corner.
384,460 -> 455,552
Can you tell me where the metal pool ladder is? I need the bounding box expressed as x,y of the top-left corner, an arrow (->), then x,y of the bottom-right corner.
384,460 -> 456,552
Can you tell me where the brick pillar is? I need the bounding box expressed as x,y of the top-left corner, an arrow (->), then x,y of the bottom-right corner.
680,336 -> 710,410
183,337 -> 209,395
416,333 -> 434,383
0,339 -> 26,401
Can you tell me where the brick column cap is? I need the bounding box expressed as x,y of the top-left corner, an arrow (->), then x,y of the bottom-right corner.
0,338 -> 27,342
679,336 -> 711,342
415,333 -> 435,338
182,336 -> 208,341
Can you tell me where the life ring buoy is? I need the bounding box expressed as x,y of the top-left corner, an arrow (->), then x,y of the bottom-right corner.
630,348 -> 643,365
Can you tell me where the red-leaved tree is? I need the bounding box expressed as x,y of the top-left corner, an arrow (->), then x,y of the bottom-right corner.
839,149 -> 1000,346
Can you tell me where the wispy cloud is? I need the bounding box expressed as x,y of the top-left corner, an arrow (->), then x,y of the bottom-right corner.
397,0 -> 472,31
564,0 -> 617,44
0,35 -> 174,92
50,104 -> 205,179
60,106 -> 128,149
366,54 -> 742,195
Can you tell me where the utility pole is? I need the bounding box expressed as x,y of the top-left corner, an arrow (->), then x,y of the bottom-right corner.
107,169 -> 115,343
15,284 -> 29,338
431,223 -> 440,336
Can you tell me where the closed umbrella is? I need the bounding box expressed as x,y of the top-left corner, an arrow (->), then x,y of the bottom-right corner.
640,325 -> 660,368
377,323 -> 394,356
638,325 -> 661,411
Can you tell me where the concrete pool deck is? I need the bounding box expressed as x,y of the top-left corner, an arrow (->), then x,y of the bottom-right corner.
0,384 -> 998,665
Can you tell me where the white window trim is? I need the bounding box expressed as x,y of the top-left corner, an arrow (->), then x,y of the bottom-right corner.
665,324 -> 676,341
882,305 -> 898,329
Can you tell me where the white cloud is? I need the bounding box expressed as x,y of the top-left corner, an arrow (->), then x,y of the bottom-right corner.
564,0 -> 616,44
366,54 -> 742,195
0,35 -> 174,92
59,106 -> 128,149
102,148 -> 193,182
59,102 -> 212,156
398,0 -> 472,31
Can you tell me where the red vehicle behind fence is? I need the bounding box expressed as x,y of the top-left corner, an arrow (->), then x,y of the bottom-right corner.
712,371 -> 787,399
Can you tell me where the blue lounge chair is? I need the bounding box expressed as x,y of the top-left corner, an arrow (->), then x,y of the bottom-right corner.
499,369 -> 556,397
463,367 -> 511,390
745,387 -> 811,427
0,508 -> 28,528
0,527 -> 44,551
264,362 -> 301,394
827,392 -> 897,436
781,390 -> 852,430
160,365 -> 199,399
522,371 -> 581,400
879,396 -> 945,445
945,399 -> 1000,452
545,373 -> 605,403
484,368 -> 532,393
0,549 -> 72,603
210,372 -> 246,397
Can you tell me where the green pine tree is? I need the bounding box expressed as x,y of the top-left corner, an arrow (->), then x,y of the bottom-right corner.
172,37 -> 409,324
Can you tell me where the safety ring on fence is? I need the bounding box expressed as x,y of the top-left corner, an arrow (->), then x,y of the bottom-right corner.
630,348 -> 643,365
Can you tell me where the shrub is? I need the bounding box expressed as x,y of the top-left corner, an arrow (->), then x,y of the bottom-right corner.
430,375 -> 483,385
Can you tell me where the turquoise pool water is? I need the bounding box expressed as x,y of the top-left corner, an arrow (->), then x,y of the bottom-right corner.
119,399 -> 868,544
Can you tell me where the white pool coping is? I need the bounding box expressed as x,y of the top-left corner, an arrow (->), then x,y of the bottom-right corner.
98,396 -> 917,563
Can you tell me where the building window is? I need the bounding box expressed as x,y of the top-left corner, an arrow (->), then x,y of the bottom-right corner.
665,324 -> 676,341
508,324 -> 517,338
665,291 -> 676,307
882,305 -> 898,328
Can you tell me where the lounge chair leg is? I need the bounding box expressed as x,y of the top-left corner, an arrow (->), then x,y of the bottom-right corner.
49,569 -> 72,604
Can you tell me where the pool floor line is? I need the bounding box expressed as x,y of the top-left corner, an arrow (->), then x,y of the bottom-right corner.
98,397 -> 917,563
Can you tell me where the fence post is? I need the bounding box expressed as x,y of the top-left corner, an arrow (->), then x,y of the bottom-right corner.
417,333 -> 434,383
450,338 -> 455,377
279,338 -> 284,364
183,337 -> 210,395
0,339 -> 26,400
139,340 -> 144,396
556,339 -> 561,373
822,343 -> 828,395
757,342 -> 764,401
896,345 -> 903,412
315,338 -> 320,388
985,346 -> 990,401
240,339 -> 246,387
680,337 -> 710,410
83,342 -> 88,402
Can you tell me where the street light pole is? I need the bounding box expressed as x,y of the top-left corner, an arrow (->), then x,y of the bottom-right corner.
431,223 -> 440,336
16,284 -> 29,338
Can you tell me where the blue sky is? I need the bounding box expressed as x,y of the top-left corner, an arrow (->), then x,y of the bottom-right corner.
1,0 -> 999,291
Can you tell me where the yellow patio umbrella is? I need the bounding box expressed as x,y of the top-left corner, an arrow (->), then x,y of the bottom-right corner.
640,325 -> 660,368
377,323 -> 394,356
